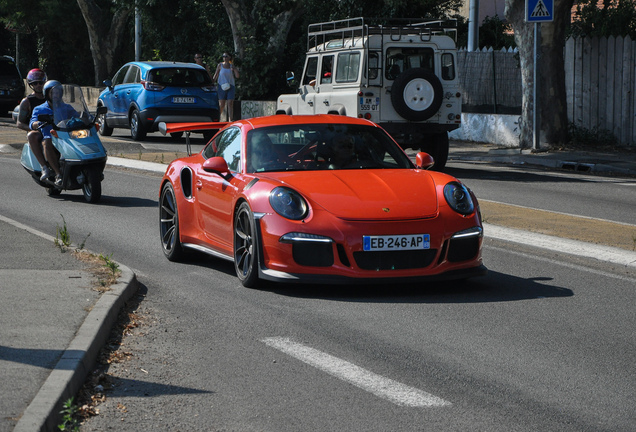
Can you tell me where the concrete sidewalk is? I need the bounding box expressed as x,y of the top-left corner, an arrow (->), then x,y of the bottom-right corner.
0,215 -> 137,432
448,141 -> 636,177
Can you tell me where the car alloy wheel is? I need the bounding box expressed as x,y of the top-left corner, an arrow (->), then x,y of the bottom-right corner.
160,182 -> 185,261
234,201 -> 259,287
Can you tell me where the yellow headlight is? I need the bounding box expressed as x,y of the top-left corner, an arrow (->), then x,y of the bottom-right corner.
70,130 -> 89,139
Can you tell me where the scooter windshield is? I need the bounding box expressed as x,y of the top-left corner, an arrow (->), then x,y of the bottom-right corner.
51,84 -> 93,131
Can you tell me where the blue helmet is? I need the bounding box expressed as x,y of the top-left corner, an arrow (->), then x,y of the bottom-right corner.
43,80 -> 63,102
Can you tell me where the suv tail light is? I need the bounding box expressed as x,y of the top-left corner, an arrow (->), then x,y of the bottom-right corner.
141,80 -> 165,91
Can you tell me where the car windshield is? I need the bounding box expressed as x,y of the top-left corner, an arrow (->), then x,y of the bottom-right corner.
148,67 -> 212,86
246,123 -> 413,173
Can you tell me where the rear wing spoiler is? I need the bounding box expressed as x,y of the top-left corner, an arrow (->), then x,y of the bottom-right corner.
158,121 -> 229,155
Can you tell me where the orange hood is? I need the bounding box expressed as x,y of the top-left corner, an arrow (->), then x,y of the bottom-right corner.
264,169 -> 440,220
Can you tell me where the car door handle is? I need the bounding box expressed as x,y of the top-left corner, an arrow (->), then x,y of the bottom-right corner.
323,100 -> 329,106
307,101 -> 313,106
196,180 -> 203,189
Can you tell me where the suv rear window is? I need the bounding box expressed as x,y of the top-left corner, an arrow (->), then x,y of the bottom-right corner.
386,47 -> 434,80
148,68 -> 212,87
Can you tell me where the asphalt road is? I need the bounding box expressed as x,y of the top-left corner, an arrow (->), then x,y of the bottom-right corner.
0,144 -> 635,431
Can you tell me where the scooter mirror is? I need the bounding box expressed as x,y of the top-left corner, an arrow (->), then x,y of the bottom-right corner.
37,114 -> 53,125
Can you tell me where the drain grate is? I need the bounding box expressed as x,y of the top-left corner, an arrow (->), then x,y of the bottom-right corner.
561,162 -> 594,172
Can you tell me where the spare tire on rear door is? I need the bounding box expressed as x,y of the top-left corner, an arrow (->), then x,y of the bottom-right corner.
390,68 -> 443,121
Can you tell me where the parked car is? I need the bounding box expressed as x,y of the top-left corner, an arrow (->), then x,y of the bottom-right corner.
97,61 -> 220,141
159,114 -> 486,287
0,56 -> 25,117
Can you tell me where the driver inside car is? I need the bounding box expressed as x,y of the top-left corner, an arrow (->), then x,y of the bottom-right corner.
328,133 -> 357,169
249,131 -> 285,173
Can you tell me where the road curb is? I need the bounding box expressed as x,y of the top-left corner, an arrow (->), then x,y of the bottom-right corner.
13,254 -> 137,432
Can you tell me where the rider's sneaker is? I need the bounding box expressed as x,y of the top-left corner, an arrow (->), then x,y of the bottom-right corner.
54,174 -> 63,187
40,166 -> 53,181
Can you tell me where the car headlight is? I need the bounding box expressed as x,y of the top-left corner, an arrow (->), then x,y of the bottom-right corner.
443,182 -> 474,215
269,187 -> 308,220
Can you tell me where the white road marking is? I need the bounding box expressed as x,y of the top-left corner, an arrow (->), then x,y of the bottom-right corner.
261,337 -> 451,407
483,223 -> 636,269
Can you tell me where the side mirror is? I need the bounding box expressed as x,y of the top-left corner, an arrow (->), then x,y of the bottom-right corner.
415,152 -> 435,170
285,71 -> 296,87
37,114 -> 54,124
102,79 -> 113,91
202,157 -> 230,176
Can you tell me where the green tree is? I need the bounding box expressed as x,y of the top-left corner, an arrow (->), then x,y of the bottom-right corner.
479,15 -> 516,49
505,0 -> 575,148
569,0 -> 636,38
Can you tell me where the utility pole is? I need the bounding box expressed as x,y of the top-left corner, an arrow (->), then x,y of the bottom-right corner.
467,0 -> 480,51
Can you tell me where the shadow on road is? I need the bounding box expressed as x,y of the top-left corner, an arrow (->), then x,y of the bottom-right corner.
264,270 -> 573,304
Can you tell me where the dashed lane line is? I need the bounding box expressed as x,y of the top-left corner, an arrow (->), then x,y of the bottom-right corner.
261,336 -> 451,408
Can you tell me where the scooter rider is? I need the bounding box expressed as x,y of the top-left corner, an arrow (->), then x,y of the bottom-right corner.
30,80 -> 79,186
17,68 -> 49,180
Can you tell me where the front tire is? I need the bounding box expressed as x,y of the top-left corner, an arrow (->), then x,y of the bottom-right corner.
160,182 -> 185,261
234,202 -> 259,288
130,109 -> 147,141
46,187 -> 61,196
82,169 -> 102,203
96,106 -> 113,136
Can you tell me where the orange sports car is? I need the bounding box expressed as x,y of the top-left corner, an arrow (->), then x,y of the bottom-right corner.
159,115 -> 486,287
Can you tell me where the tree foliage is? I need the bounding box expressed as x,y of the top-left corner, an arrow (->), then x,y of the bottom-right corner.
478,15 -> 516,49
1,0 -> 463,99
568,0 -> 636,38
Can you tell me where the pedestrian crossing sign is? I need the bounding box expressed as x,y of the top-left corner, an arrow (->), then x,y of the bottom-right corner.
526,0 -> 553,22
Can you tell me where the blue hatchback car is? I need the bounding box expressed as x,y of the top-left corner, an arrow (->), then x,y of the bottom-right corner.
97,61 -> 219,141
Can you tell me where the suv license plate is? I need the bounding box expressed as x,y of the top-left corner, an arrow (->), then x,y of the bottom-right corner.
363,234 -> 430,251
173,96 -> 195,103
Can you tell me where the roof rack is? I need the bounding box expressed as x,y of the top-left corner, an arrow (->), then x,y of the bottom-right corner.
307,17 -> 457,51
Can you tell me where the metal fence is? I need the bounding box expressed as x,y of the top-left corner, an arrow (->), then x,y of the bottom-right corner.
457,47 -> 522,115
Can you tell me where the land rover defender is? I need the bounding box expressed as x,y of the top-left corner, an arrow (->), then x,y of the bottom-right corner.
276,17 -> 462,170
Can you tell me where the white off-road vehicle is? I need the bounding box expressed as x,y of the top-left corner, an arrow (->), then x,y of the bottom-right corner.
277,17 -> 461,170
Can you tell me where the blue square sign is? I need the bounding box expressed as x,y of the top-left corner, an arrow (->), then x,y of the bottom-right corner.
526,0 -> 554,22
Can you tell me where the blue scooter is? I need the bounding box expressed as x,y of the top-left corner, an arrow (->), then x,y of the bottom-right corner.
21,84 -> 108,203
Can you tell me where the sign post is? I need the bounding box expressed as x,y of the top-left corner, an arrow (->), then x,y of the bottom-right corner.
526,0 -> 553,150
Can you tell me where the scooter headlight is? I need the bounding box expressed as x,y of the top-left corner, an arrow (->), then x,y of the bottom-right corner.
69,129 -> 89,139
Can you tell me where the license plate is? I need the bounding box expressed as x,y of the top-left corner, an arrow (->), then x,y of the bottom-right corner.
173,96 -> 195,103
363,234 -> 430,251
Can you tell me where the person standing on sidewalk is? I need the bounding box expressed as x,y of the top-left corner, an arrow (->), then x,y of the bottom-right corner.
16,68 -> 50,180
213,52 -> 239,122
193,53 -> 211,78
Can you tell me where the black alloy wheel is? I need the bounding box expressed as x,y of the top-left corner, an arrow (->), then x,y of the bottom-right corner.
234,201 -> 259,287
159,182 -> 185,261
